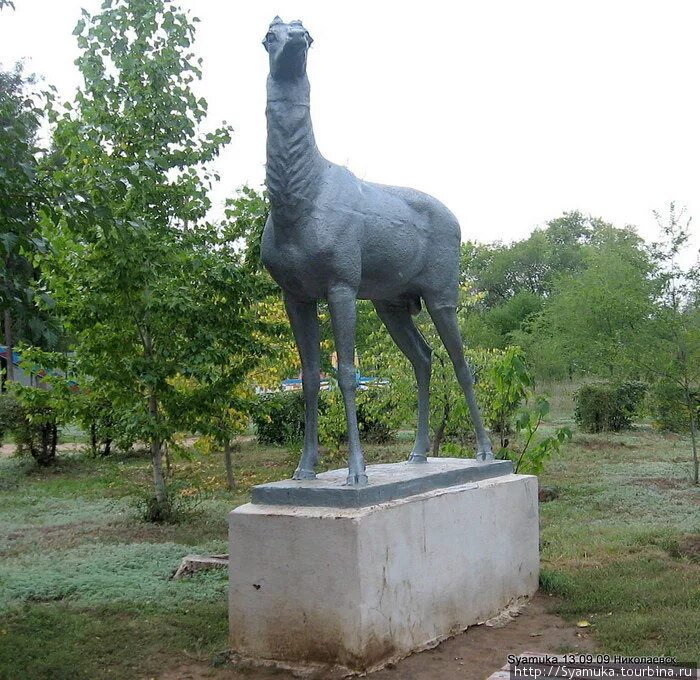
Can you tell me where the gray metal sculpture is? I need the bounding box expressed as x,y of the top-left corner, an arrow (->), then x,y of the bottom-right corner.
260,17 -> 494,486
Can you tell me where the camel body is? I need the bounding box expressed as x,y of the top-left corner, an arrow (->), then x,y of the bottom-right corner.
262,169 -> 461,308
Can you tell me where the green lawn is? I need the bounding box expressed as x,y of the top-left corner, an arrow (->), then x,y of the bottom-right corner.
538,427 -> 699,659
0,425 -> 698,678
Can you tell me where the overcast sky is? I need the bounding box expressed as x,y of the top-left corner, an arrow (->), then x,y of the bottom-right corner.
1,0 -> 699,248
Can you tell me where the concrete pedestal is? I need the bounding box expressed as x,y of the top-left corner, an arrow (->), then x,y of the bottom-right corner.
229,460 -> 539,673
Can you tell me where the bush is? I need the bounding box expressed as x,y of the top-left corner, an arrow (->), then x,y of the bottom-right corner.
424,347 -> 532,452
134,482 -> 202,524
319,386 -> 397,450
15,403 -> 59,466
253,387 -> 397,448
617,380 -> 648,415
574,380 -> 647,432
0,393 -> 25,442
0,390 -> 59,465
648,380 -> 700,433
357,389 -> 396,444
253,390 -> 307,446
2,349 -> 75,466
73,389 -> 132,456
483,346 -> 533,444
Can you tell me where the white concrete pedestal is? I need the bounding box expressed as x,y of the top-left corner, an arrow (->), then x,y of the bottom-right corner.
229,467 -> 539,673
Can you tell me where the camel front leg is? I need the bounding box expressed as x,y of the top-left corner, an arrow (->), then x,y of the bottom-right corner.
284,296 -> 320,480
328,286 -> 368,486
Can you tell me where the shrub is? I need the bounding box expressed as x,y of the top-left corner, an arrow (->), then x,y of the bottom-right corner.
2,349 -> 75,465
133,482 -> 202,524
484,346 -> 534,445
357,389 -> 396,444
503,396 -> 572,474
648,379 -> 700,433
0,390 -> 63,465
254,386 -> 397,449
253,390 -> 307,446
0,392 -> 25,442
72,388 -> 132,456
425,347 -> 533,453
317,389 -> 345,450
429,352 -> 474,450
14,399 -> 59,466
319,386 -> 397,450
574,380 -> 647,432
616,380 -> 648,416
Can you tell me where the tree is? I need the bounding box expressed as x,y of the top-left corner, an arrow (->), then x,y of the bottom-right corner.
482,290 -> 542,344
461,212 -> 616,349
641,204 -> 700,484
0,64 -> 54,386
7,348 -> 74,466
221,187 -> 298,389
462,211 -> 606,308
43,0 -> 239,512
524,226 -> 655,379
166,202 -> 275,490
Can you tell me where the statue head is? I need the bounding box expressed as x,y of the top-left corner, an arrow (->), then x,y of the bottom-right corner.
263,17 -> 313,81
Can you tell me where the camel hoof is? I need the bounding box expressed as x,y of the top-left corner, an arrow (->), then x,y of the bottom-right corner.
407,453 -> 428,463
476,449 -> 494,463
345,472 -> 368,487
293,467 -> 316,480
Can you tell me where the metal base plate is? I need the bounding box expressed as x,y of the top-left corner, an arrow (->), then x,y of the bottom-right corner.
251,457 -> 514,508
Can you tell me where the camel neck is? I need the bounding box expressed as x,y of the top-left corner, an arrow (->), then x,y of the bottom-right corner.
265,76 -> 324,222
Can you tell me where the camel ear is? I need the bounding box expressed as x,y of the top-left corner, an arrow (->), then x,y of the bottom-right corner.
307,32 -> 314,46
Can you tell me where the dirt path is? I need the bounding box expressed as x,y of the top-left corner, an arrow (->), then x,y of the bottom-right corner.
159,593 -> 596,680
0,441 -> 84,458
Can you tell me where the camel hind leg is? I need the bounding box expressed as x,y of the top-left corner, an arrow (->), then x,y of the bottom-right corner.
373,299 -> 432,462
424,301 -> 494,460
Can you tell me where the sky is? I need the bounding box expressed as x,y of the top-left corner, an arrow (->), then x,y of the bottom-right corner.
1,0 -> 699,249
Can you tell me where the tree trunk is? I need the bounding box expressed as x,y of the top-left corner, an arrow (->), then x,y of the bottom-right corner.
33,422 -> 57,466
151,436 -> 166,502
680,383 -> 699,486
149,389 -> 166,503
90,423 -> 98,457
50,423 -> 58,460
432,395 -> 451,456
4,308 -> 14,382
143,326 -> 166,503
432,420 -> 446,456
224,440 -> 236,489
689,399 -> 699,486
164,443 -> 172,478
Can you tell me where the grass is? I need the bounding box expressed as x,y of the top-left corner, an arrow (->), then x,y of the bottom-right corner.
0,423 -> 698,678
0,440 -> 408,679
0,602 -> 229,680
538,427 -> 700,659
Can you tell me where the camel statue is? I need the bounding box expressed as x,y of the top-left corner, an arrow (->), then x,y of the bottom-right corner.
260,17 -> 494,486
